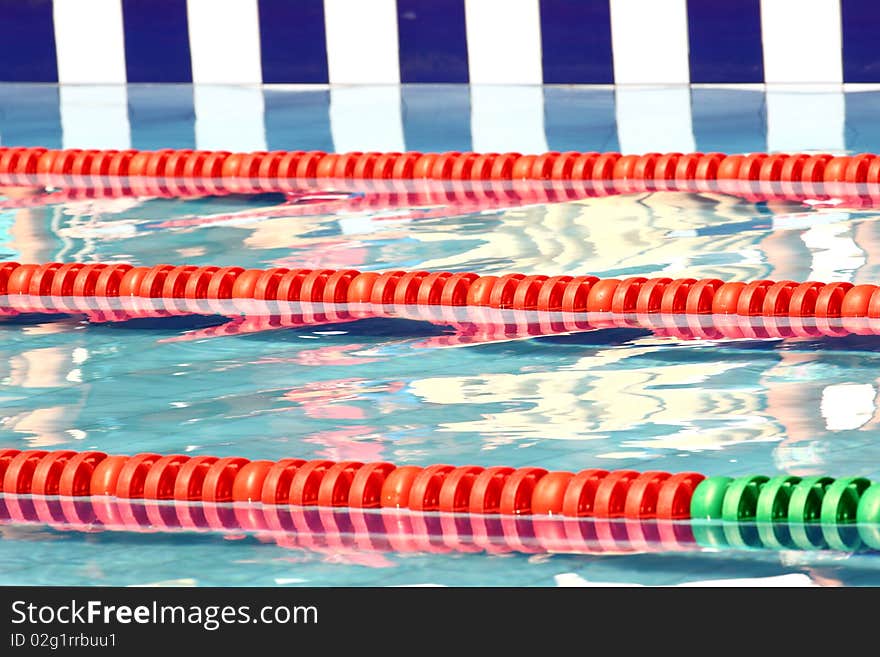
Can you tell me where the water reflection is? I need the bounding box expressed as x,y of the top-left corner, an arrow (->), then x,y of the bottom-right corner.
2,184 -> 880,489
1,493 -> 876,564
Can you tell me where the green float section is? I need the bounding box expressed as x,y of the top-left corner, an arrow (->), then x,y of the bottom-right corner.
690,475 -> 880,551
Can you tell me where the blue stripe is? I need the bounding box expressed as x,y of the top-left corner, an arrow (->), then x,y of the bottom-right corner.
401,86 -> 471,152
397,0 -> 468,83
841,0 -> 880,83
127,85 -> 195,150
691,88 -> 767,154
121,0 -> 192,83
687,0 -> 764,83
0,85 -> 62,148
258,0 -> 328,84
844,91 -> 880,153
543,87 -> 619,152
539,0 -> 613,84
0,0 -> 57,82
263,89 -> 334,152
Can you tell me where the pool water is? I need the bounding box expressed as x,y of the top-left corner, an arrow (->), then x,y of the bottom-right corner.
2,85 -> 880,586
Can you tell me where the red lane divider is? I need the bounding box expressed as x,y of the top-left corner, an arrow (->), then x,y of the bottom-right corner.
2,147 -> 880,205
0,449 -> 705,525
3,261 -> 880,326
4,451 -> 877,554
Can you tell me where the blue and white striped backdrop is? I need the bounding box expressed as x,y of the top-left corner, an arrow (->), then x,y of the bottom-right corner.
4,84 -> 880,155
0,0 -> 879,85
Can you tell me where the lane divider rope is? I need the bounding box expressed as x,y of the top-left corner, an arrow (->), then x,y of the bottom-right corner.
4,261 -> 880,331
2,147 -> 880,205
0,449 -> 878,552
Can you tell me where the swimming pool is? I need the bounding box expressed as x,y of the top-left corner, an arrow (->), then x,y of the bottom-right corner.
2,84 -> 880,587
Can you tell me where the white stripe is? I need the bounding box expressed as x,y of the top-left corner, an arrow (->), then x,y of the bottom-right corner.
470,86 -> 548,154
193,86 -> 267,151
615,87 -> 694,154
324,0 -> 399,84
464,0 -> 542,84
609,0 -> 690,84
60,87 -> 131,149
186,0 -> 263,84
330,87 -> 404,152
843,83 -> 880,92
802,220 -> 862,284
760,0 -> 843,84
766,89 -> 845,152
53,0 -> 127,84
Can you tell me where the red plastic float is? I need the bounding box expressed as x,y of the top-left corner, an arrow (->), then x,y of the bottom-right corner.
6,147 -> 880,209
0,449 -> 708,524
7,261 -> 880,333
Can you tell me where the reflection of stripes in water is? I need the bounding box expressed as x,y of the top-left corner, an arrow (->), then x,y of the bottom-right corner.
38,85 -> 860,165
3,83 -> 871,161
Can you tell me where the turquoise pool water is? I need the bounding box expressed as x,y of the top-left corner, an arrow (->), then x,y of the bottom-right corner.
2,85 -> 880,586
